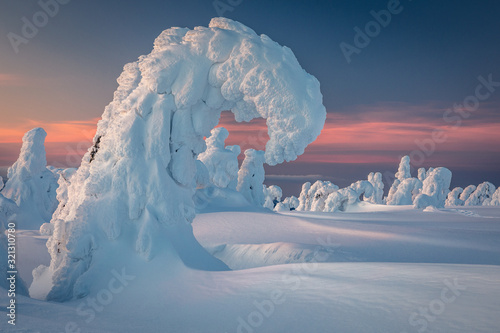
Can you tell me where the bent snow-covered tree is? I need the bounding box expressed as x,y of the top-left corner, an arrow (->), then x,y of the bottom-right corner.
31,18 -> 326,301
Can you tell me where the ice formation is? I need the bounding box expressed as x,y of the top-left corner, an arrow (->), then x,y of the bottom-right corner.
31,18 -> 326,301
445,187 -> 464,207
263,185 -> 282,210
464,182 -> 496,206
297,180 -> 339,212
274,195 -> 299,212
198,127 -> 240,189
0,128 -> 59,229
413,167 -> 452,209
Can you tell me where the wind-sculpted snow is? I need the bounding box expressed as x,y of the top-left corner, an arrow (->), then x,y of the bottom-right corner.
31,18 -> 326,301
0,128 -> 59,229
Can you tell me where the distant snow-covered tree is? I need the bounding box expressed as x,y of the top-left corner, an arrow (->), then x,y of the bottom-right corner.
263,185 -> 282,210
274,196 -> 299,212
464,182 -> 496,206
413,167 -> 452,209
365,172 -> 384,204
198,127 -> 240,189
0,128 -> 59,229
297,180 -> 339,212
445,187 -> 464,207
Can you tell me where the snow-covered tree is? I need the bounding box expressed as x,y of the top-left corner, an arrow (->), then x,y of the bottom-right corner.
386,178 -> 422,205
490,188 -> 500,206
386,155 -> 412,204
274,196 -> 299,212
464,182 -> 496,206
417,168 -> 427,182
297,180 -> 339,212
323,180 -> 373,212
237,149 -> 266,206
31,18 -> 326,301
198,127 -> 240,189
0,128 -> 59,229
364,172 -> 384,204
459,185 -> 476,203
413,167 -> 452,209
263,185 -> 282,210
445,187 -> 464,207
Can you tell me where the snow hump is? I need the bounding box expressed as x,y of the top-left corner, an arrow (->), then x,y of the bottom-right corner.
32,18 -> 326,301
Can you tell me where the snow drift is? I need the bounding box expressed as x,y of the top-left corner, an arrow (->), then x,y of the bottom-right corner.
31,18 -> 326,301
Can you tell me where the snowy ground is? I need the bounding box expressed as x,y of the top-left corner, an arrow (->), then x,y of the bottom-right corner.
2,204 -> 500,332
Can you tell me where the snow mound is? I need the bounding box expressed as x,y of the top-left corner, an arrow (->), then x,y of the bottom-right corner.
0,128 -> 59,229
32,18 -> 326,301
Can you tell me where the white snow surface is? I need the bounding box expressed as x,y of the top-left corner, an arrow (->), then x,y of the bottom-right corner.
3,203 -> 500,332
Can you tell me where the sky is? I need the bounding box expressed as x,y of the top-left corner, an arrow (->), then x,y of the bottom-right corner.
0,0 -> 499,196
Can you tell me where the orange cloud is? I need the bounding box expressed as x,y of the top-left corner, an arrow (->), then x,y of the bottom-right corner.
0,118 -> 99,144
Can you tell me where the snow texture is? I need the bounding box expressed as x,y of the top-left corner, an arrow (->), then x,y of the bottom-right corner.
413,167 -> 452,209
0,128 -> 59,229
31,18 -> 326,301
198,127 -> 239,189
